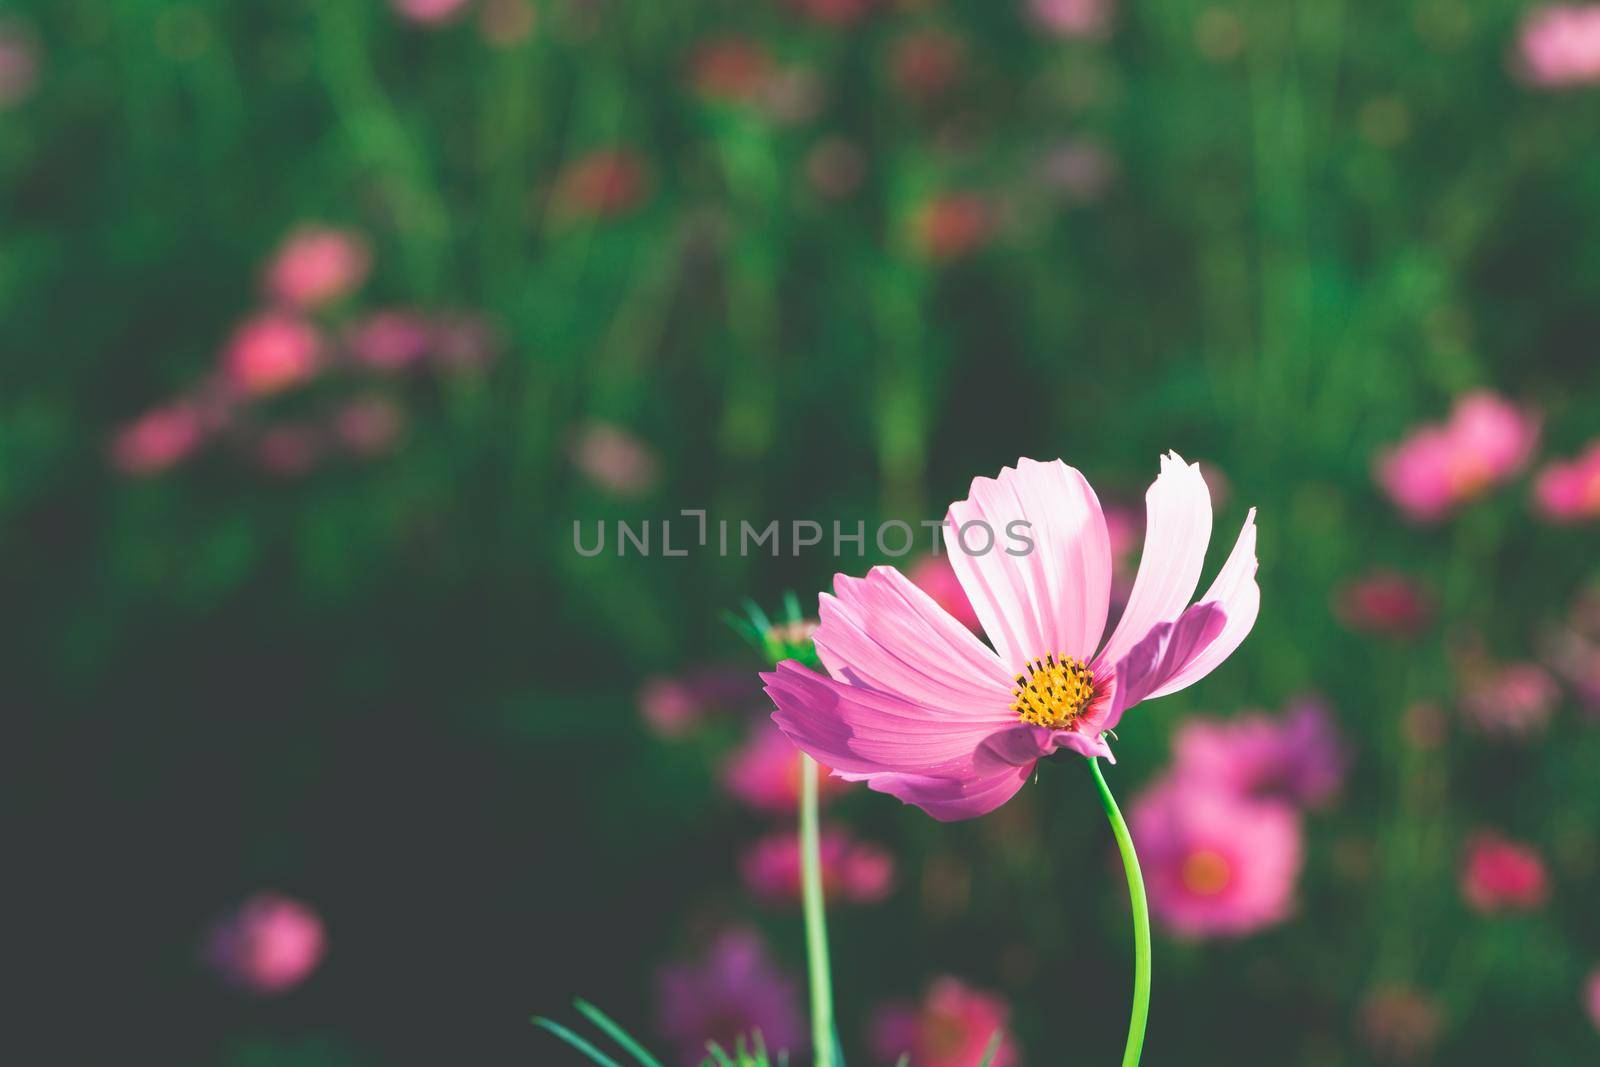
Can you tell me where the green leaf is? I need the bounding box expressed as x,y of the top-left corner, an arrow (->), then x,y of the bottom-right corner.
531,1017 -> 626,1067
572,999 -> 666,1067
702,1041 -> 735,1067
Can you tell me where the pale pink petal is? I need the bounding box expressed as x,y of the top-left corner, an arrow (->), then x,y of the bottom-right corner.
814,566 -> 1015,719
764,661 -> 1011,778
864,762 -> 1032,821
1145,508 -> 1259,699
943,458 -> 1112,670
1105,603 -> 1228,730
1097,452 -> 1213,667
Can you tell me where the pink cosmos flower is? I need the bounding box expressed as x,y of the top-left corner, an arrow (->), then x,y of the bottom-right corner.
1459,660 -> 1560,737
688,36 -> 773,103
1131,775 -> 1301,938
740,828 -> 894,907
391,0 -> 473,26
908,553 -> 982,633
869,977 -> 1021,1067
721,720 -> 850,813
553,149 -> 651,219
110,403 -> 205,475
569,421 -> 660,497
1358,985 -> 1442,1064
334,396 -> 406,457
263,227 -> 370,309
1461,831 -> 1549,913
1027,0 -> 1114,39
1375,391 -> 1539,522
1171,697 -> 1348,810
1545,589 -> 1600,712
348,310 -> 434,371
221,314 -> 321,397
255,424 -> 322,477
765,455 -> 1259,821
656,929 -> 806,1067
1335,569 -> 1432,637
0,21 -> 39,109
1586,968 -> 1600,1032
1532,440 -> 1600,522
638,669 -> 758,739
1518,5 -> 1600,87
204,892 -> 326,995
910,194 -> 995,262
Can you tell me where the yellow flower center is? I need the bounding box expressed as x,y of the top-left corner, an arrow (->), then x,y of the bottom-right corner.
1011,654 -> 1096,729
1181,849 -> 1232,896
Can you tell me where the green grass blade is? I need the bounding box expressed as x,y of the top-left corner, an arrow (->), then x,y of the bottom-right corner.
703,1040 -> 735,1067
531,1017 -> 626,1067
571,999 -> 666,1067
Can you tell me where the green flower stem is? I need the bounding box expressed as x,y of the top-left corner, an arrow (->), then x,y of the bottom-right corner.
799,754 -> 836,1067
1090,756 -> 1151,1067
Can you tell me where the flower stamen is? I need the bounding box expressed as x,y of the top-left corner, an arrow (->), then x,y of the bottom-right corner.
1012,653 -> 1096,729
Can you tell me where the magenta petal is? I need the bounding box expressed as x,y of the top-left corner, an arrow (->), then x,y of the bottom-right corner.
1146,507 -> 1259,700
1105,602 -> 1228,730
1098,452 -> 1213,667
815,566 -> 1015,718
865,763 -> 1032,821
764,660 -> 1012,778
944,458 -> 1113,670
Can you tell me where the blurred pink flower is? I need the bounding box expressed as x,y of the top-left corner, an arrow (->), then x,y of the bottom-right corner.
1335,569 -> 1432,637
334,396 -> 406,457
688,36 -> 773,103
721,720 -> 850,813
1172,697 -> 1348,810
554,149 -> 651,219
478,0 -> 537,46
1027,0 -> 1114,39
0,21 -> 39,109
740,828 -> 894,907
638,668 -> 757,739
1375,391 -> 1539,522
907,553 -> 982,633
1037,140 -> 1117,204
910,193 -> 994,261
204,892 -> 326,995
766,455 -> 1259,821
1459,660 -> 1560,737
1518,5 -> 1600,87
1587,968 -> 1600,1031
391,0 -> 473,25
110,404 -> 204,476
869,977 -> 1021,1067
431,313 -> 500,370
221,314 -> 322,397
348,310 -> 433,371
1545,589 -> 1600,712
263,227 -> 370,309
1131,776 -> 1302,938
1358,985 -> 1442,1064
570,421 -> 660,496
656,929 -> 806,1067
255,424 -> 321,477
889,29 -> 966,102
1461,831 -> 1549,914
1532,440 -> 1600,522
805,137 -> 868,199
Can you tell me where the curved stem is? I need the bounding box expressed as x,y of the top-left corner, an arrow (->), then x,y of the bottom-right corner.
799,755 -> 836,1067
1090,757 -> 1151,1067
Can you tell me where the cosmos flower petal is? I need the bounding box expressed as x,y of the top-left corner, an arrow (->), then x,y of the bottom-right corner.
815,565 -> 1015,718
944,458 -> 1113,670
1105,603 -> 1228,730
1097,452 -> 1213,668
1145,508 -> 1259,700
764,660 -> 1013,778
863,761 -> 1033,822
